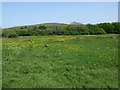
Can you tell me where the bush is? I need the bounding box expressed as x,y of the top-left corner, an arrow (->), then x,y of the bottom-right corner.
87,24 -> 106,35
65,25 -> 90,35
112,22 -> 120,34
2,30 -> 18,38
97,23 -> 115,34
15,29 -> 33,36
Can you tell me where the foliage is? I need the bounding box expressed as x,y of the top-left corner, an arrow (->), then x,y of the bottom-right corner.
2,29 -> 18,38
112,22 -> 120,34
2,22 -> 119,38
87,24 -> 106,35
97,22 -> 120,34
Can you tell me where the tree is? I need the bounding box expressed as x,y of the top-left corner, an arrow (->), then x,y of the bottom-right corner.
87,24 -> 106,35
112,22 -> 120,34
97,23 -> 115,34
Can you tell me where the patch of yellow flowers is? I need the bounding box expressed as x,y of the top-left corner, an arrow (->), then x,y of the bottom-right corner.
2,35 -> 98,50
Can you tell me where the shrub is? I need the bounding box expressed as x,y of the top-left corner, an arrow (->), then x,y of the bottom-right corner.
87,24 -> 106,35
97,23 -> 115,34
112,22 -> 120,34
65,25 -> 89,35
15,29 -> 33,36
2,30 -> 18,38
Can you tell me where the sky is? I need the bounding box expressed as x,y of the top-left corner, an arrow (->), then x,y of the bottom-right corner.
2,2 -> 118,28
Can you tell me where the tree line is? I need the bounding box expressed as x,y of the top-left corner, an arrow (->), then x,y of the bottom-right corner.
1,22 -> 120,38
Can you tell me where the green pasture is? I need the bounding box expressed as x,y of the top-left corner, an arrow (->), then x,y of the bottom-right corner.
2,34 -> 118,88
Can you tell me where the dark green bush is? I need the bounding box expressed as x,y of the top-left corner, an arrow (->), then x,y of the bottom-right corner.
87,24 -> 106,35
65,25 -> 90,35
112,22 -> 120,34
97,23 -> 115,34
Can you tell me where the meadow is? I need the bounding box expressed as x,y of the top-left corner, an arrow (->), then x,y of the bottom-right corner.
2,34 -> 118,88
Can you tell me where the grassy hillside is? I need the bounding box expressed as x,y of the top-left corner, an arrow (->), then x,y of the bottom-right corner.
2,34 -> 118,88
2,22 -> 120,38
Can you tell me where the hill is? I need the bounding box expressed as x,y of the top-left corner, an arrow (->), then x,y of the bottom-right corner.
1,22 -> 120,38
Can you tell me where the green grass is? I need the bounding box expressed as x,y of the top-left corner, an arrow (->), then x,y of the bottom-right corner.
2,34 -> 118,88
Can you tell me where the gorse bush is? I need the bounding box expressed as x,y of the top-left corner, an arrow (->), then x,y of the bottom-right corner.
2,30 -> 18,38
2,22 -> 119,38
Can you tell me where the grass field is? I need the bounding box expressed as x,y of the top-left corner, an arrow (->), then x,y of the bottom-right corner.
2,34 -> 118,88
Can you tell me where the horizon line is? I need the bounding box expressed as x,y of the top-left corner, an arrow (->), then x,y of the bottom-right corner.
2,21 -> 118,29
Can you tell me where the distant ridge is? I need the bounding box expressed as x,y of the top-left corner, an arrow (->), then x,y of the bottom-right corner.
5,23 -> 69,29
